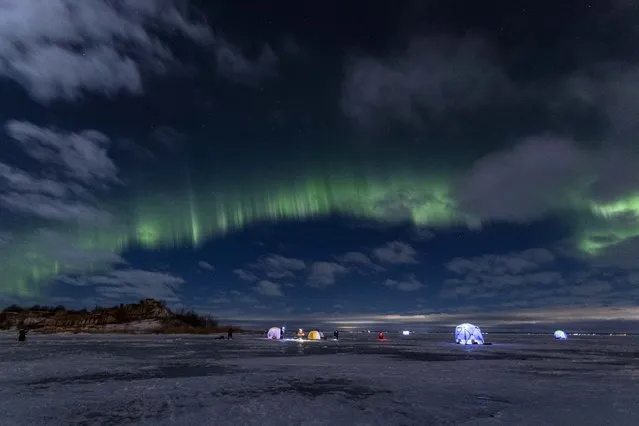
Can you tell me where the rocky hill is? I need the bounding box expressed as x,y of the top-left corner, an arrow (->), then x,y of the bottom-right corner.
0,299 -> 228,334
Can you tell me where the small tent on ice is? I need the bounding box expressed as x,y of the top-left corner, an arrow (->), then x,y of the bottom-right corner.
455,323 -> 484,345
554,330 -> 568,340
267,327 -> 281,340
307,330 -> 321,340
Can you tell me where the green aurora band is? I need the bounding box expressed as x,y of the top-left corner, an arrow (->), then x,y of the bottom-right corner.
1,169 -> 637,297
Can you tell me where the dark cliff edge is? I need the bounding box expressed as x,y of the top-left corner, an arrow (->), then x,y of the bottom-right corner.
0,298 -> 240,334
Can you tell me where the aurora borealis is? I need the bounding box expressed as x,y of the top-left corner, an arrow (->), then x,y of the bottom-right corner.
1,0 -> 639,326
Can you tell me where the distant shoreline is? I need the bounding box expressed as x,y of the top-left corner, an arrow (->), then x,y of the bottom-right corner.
0,298 -> 247,335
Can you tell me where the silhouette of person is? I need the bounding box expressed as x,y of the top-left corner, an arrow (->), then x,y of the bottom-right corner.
334,330 -> 339,340
227,327 -> 233,339
18,329 -> 28,342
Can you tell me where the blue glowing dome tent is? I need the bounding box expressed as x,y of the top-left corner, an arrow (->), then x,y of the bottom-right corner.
454,323 -> 485,345
554,330 -> 568,340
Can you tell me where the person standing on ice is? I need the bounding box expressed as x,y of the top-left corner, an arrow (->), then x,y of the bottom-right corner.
334,330 -> 339,340
17,328 -> 28,342
227,327 -> 233,339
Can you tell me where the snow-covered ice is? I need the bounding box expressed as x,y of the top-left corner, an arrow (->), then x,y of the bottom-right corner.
1,331 -> 638,425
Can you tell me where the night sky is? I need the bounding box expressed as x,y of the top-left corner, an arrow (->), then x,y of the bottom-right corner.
1,0 -> 639,329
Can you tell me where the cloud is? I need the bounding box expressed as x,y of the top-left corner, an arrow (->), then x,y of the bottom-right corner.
411,227 -> 435,241
198,261 -> 215,271
11,228 -> 124,272
341,37 -> 509,125
6,120 -> 119,184
0,121 -> 118,223
372,241 -> 418,264
0,163 -> 80,197
253,280 -> 283,297
446,248 -> 556,275
307,262 -> 350,288
383,274 -> 424,292
150,126 -> 185,152
0,192 -> 112,223
442,247 -> 570,303
0,232 -> 10,246
214,39 -> 279,84
233,269 -> 259,282
59,268 -> 184,303
251,254 -> 306,279
0,0 -> 212,102
455,137 -> 589,222
587,236 -> 639,269
567,63 -> 639,143
444,248 -> 562,297
336,252 -> 385,273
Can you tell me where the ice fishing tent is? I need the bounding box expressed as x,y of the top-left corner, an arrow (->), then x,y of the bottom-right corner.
307,330 -> 321,340
267,327 -> 281,339
554,330 -> 568,340
454,323 -> 484,345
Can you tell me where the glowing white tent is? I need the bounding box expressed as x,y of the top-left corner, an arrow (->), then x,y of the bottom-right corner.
454,323 -> 484,345
267,327 -> 281,339
554,330 -> 568,340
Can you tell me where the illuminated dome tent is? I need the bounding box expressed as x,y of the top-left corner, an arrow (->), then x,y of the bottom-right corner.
554,330 -> 568,340
307,330 -> 321,340
267,327 -> 281,340
454,323 -> 484,345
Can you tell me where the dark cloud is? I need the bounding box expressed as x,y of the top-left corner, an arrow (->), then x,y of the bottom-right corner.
587,236 -> 639,269
567,63 -> 639,142
233,268 -> 259,282
60,268 -> 184,303
0,0 -> 212,103
455,137 -> 588,222
253,280 -> 283,297
198,261 -> 215,271
214,39 -> 279,84
336,252 -> 385,273
411,227 -> 435,241
383,274 -> 424,292
0,232 -> 10,246
251,254 -> 306,279
372,241 -> 418,264
0,121 -> 118,223
341,37 -> 510,125
6,121 -> 119,185
443,248 -> 562,300
455,133 -> 639,223
150,126 -> 185,152
0,192 -> 111,224
446,248 -> 556,275
307,262 -> 349,288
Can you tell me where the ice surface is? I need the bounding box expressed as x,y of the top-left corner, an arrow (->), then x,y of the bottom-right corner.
1,331 -> 638,425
